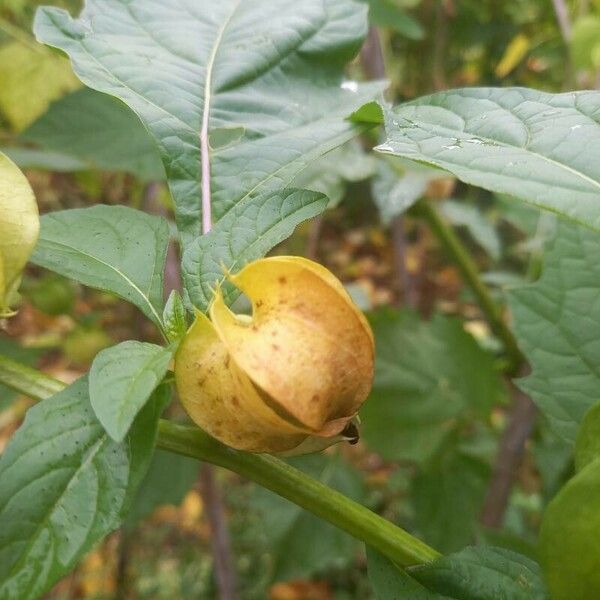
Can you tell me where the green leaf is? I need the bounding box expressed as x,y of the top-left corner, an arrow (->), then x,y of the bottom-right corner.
361,309 -> 504,464
0,377 -> 167,600
574,402 -> 600,472
31,205 -> 169,330
0,337 -> 43,412
250,454 -> 364,581
372,158 -> 442,223
441,200 -> 501,260
89,341 -> 174,442
20,88 -> 165,181
365,0 -> 425,40
540,456 -> 600,600
571,16 -> 600,71
292,141 -> 376,208
509,220 -> 600,444
367,548 -> 444,599
125,449 -> 198,526
412,447 -> 489,553
163,290 -> 188,343
1,146 -> 86,172
410,546 -> 548,599
35,0 -> 382,247
368,546 -> 547,599
0,40 -> 80,131
182,188 -> 327,310
375,88 -> 600,231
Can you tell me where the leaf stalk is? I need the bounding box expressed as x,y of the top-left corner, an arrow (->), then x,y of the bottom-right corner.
413,200 -> 524,374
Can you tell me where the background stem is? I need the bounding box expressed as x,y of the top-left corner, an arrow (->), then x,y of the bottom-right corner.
200,464 -> 239,600
360,26 -> 419,309
0,354 -> 440,568
413,199 -> 524,374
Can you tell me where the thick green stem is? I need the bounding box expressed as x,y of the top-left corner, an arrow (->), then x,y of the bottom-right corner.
413,200 -> 524,374
0,354 -> 440,567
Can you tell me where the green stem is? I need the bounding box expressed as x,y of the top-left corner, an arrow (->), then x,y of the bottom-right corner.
413,200 -> 524,374
0,354 -> 440,567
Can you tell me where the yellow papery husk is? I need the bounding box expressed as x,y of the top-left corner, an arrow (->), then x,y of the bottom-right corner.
0,152 -> 39,317
175,256 -> 374,453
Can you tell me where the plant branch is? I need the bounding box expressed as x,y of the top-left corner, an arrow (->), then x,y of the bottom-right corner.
413,200 -> 524,374
480,383 -> 537,528
360,27 -> 419,309
551,0 -> 572,43
0,354 -> 440,568
200,464 -> 238,600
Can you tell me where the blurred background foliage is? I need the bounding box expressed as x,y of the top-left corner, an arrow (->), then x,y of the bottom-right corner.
0,0 -> 597,598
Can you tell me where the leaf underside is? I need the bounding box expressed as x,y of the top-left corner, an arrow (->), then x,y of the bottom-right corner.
376,87 -> 600,230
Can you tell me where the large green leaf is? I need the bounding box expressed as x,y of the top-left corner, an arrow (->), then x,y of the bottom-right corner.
539,458 -> 600,599
89,341 -> 174,442
182,188 -> 327,310
539,401 -> 600,600
375,88 -> 600,230
409,546 -> 548,599
361,309 -> 504,464
35,0 -> 381,247
412,447 -> 489,553
20,88 -> 164,181
31,205 -> 169,330
509,220 -> 600,444
367,546 -> 547,599
0,378 -> 167,600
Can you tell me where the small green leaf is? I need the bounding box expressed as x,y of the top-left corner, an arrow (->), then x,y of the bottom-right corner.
162,290 -> 188,343
441,200 -> 501,260
21,88 -> 165,181
182,189 -> 327,310
89,341 -> 174,442
375,88 -> 600,231
31,205 -> 169,330
372,158 -> 442,223
0,378 -> 167,600
292,141 -> 376,208
510,221 -> 600,444
571,16 -> 600,71
540,457 -> 600,600
365,0 -> 425,40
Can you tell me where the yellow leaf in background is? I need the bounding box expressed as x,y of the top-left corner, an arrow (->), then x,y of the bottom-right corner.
0,152 -> 39,317
175,256 -> 374,453
0,41 -> 80,131
495,34 -> 530,78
